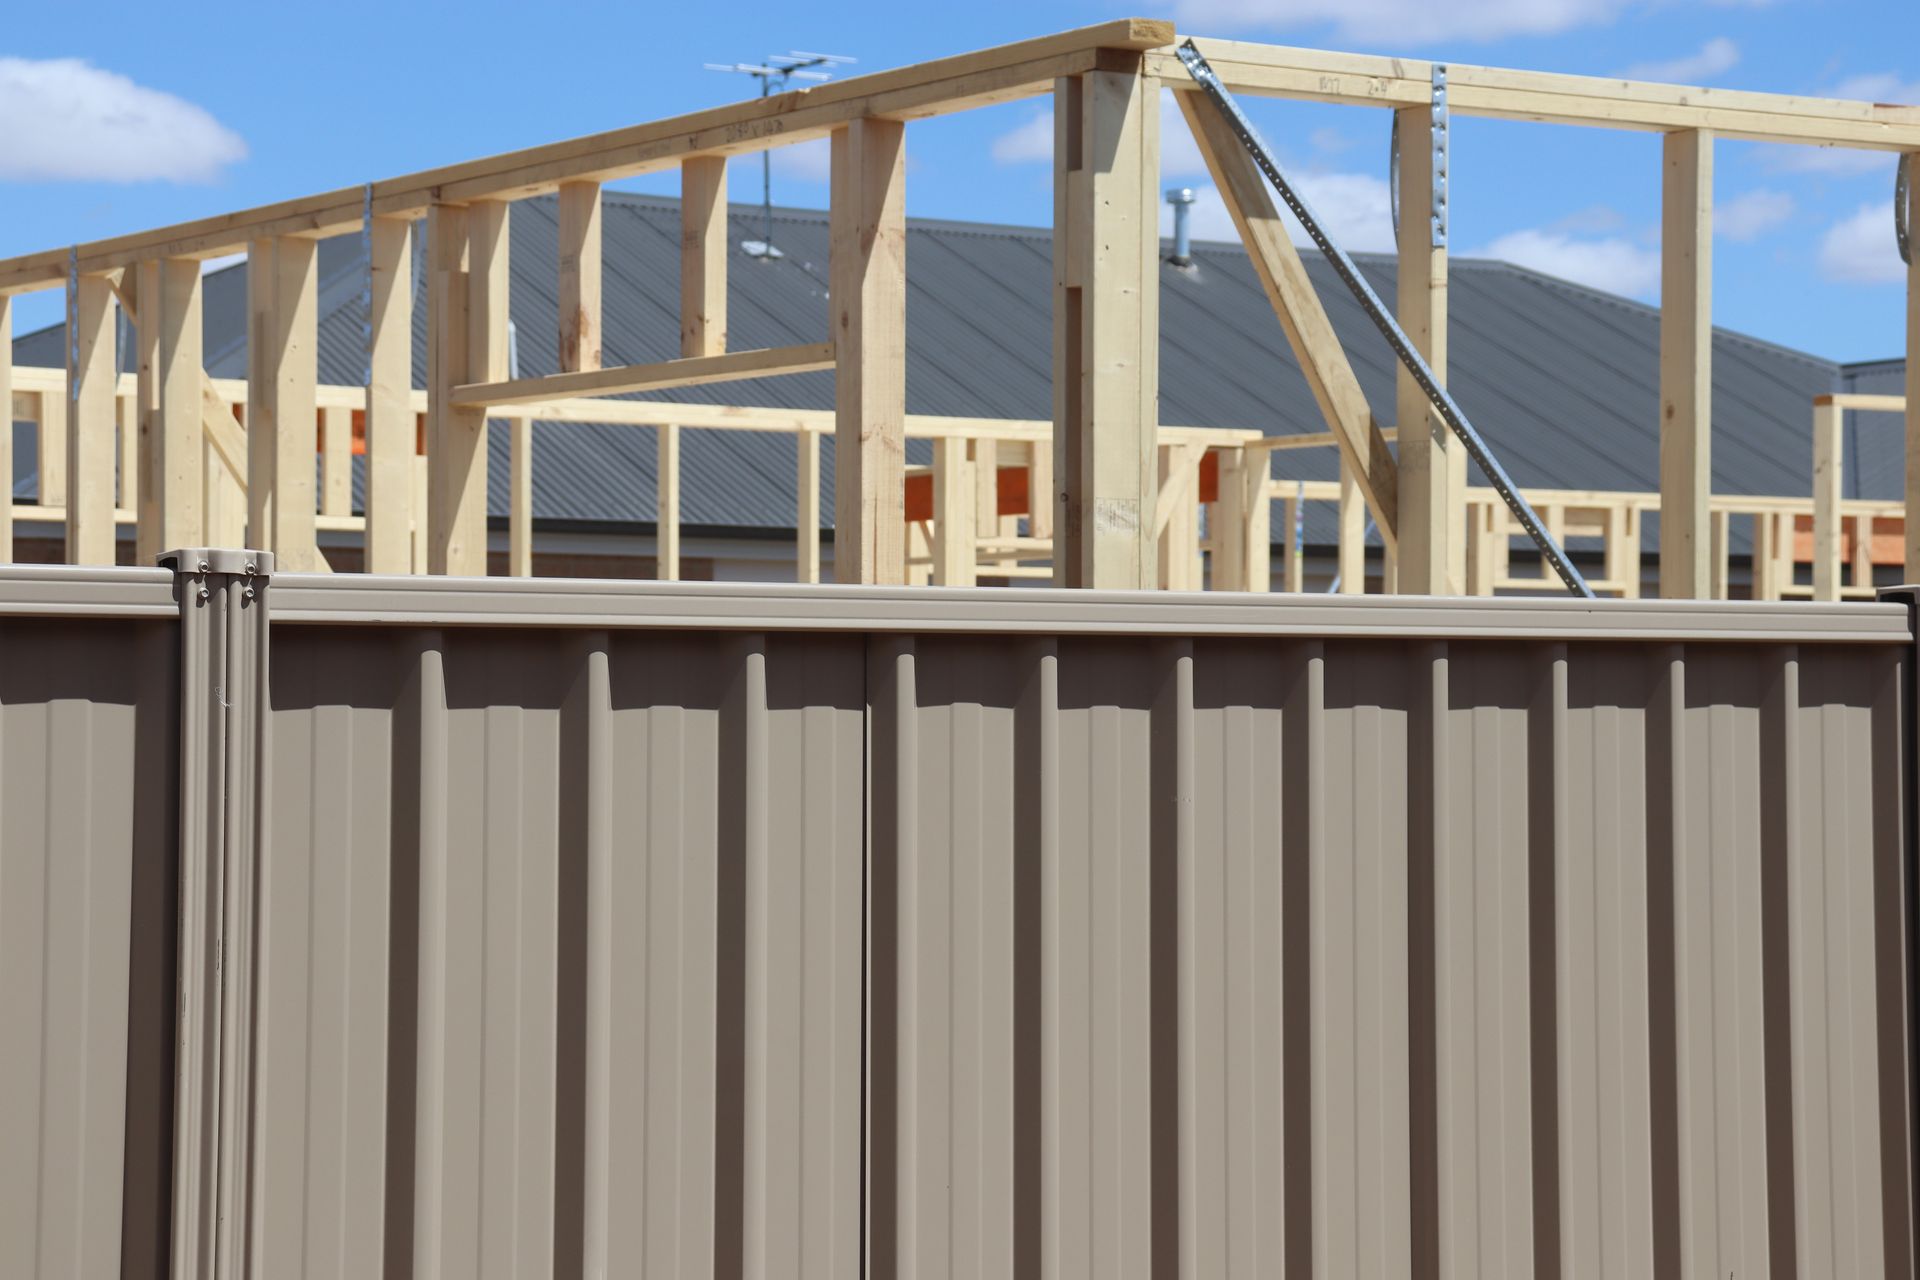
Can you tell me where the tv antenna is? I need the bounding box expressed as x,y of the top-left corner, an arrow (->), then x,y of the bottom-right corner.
705,51 -> 856,259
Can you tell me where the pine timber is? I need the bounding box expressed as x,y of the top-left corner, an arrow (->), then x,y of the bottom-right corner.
139,259 -> 205,558
1054,62 -> 1162,588
557,181 -> 603,374
1910,185 -> 1919,578
1658,129 -> 1712,598
452,344 -> 833,408
0,298 -> 11,559
364,217 -> 414,574
247,236 -> 322,570
1176,88 -> 1399,543
1393,103 -> 1456,594
831,117 -> 908,584
1152,39 -> 1920,148
66,276 -> 116,564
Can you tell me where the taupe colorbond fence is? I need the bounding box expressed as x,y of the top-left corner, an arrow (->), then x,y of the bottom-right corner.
2,553 -> 1917,1279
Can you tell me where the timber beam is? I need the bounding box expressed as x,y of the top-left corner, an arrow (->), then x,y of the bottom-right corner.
451,343 -> 834,408
1152,40 -> 1920,149
0,20 -> 1173,294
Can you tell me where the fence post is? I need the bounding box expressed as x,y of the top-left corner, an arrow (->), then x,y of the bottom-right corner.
161,546 -> 273,1277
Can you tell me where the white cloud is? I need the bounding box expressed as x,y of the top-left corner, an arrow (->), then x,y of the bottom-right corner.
1715,189 -> 1793,241
1619,36 -> 1739,84
1309,127 -> 1354,155
730,136 -> 833,186
1478,228 -> 1662,297
1554,205 -> 1626,235
0,57 -> 245,183
1826,72 -> 1920,105
1173,0 -> 1781,45
1818,202 -> 1905,284
1762,146 -> 1895,178
1285,172 -> 1397,252
1173,0 -> 1626,45
199,251 -> 245,276
990,111 -> 1052,165
1161,171 -> 1397,254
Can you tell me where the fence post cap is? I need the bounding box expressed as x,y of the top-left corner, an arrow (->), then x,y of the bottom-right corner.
158,548 -> 275,577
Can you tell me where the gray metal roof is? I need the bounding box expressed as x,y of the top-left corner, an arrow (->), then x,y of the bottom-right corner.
12,190 -> 1902,552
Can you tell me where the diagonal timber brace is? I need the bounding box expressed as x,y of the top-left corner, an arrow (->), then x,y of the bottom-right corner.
1176,90 -> 1400,546
1178,38 -> 1594,598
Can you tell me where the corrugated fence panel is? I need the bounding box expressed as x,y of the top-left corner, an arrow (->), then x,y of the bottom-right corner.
0,615 -> 176,1280
872,631 -> 1915,1280
259,625 -> 865,1280
3,567 -> 1917,1280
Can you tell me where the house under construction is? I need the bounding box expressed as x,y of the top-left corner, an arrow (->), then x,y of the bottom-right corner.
0,20 -> 1917,1279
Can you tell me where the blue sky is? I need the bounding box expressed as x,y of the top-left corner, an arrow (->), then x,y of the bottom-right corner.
0,0 -> 1914,361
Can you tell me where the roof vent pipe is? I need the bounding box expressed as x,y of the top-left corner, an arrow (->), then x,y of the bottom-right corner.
1166,187 -> 1197,265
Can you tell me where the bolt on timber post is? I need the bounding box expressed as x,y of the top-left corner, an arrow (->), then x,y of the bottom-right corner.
158,546 -> 273,1276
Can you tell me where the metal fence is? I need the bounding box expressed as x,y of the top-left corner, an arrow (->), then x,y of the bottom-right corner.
2,554 -> 1915,1278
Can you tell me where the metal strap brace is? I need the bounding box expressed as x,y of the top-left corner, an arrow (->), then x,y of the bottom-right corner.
1177,39 -> 1595,598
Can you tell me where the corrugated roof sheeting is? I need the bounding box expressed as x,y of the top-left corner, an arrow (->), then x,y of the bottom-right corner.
8,191 -> 1901,553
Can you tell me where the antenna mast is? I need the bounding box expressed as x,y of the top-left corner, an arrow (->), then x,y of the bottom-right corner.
704,50 -> 857,259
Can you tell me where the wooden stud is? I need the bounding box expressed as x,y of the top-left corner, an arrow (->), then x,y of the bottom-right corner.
428,200 -> 507,576
1157,447 -> 1190,589
1752,511 -> 1776,601
411,453 -> 429,572
138,259 -> 204,559
1177,89 -> 1399,543
67,274 -> 116,564
1028,436 -> 1053,540
1338,455 -> 1365,593
1054,64 -> 1161,588
1812,397 -> 1843,600
0,296 -> 10,559
973,437 -> 1000,532
830,117 -> 907,584
320,405 -> 351,516
1539,502 -> 1566,581
1394,103 -> 1455,594
681,156 -> 728,357
510,414 -> 533,577
907,518 -> 933,586
1659,128 -> 1712,598
1709,506 -> 1730,599
932,435 -> 976,586
1212,446 -> 1271,591
657,424 -> 680,580
558,180 -> 603,373
366,216 -> 414,574
37,388 -> 65,509
1466,502 -> 1495,595
1620,509 -> 1643,598
117,390 -> 137,516
1279,490 -> 1303,592
247,236 -> 322,569
1850,512 -> 1873,590
1909,162 -> 1920,580
798,429 -> 821,584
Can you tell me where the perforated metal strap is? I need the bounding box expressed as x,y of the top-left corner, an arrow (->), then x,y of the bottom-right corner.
1387,65 -> 1448,250
1177,39 -> 1594,598
1898,154 -> 1912,267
